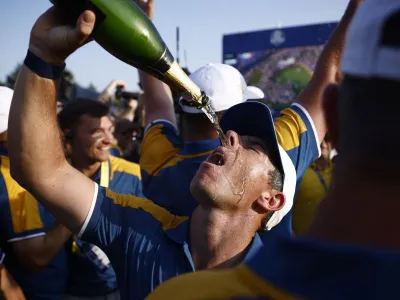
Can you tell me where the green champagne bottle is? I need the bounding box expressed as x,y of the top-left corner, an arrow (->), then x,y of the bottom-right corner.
49,0 -> 206,107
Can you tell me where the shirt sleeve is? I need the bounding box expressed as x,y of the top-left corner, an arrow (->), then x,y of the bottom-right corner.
77,184 -> 187,248
274,103 -> 321,180
1,188 -> 46,243
139,120 -> 181,182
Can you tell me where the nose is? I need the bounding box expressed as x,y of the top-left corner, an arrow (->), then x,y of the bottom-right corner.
225,130 -> 240,150
103,131 -> 114,145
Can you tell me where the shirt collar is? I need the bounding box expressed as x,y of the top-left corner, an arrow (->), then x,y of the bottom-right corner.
242,233 -> 263,263
91,160 -> 111,185
179,139 -> 221,155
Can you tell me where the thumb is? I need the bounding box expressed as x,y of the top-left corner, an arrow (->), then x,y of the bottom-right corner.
69,10 -> 96,46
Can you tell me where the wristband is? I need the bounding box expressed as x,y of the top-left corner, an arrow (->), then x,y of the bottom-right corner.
24,50 -> 66,80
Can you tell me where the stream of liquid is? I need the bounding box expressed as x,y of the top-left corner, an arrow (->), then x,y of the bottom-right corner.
201,101 -> 229,146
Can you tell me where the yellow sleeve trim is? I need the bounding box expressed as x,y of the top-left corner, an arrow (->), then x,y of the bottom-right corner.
274,108 -> 307,152
105,189 -> 187,230
1,156 -> 44,234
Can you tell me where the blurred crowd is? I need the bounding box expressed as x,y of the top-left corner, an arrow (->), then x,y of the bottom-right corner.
2,0 -> 400,299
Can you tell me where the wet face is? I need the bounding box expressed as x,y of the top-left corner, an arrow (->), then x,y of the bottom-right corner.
190,130 -> 285,215
71,115 -> 114,163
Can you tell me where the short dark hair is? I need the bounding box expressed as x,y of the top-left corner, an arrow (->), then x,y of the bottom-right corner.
58,100 -> 110,131
268,168 -> 283,192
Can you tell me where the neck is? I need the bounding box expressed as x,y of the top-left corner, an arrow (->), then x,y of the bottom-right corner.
315,155 -> 330,171
189,206 -> 257,270
182,117 -> 218,142
305,162 -> 400,250
70,155 -> 102,178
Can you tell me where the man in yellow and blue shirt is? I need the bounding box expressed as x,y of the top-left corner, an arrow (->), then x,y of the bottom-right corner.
58,100 -> 142,299
0,87 -> 72,300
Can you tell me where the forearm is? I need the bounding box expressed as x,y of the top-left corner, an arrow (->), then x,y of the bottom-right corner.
312,1 -> 359,82
39,224 -> 72,266
295,0 -> 359,141
116,107 -> 135,122
0,266 -> 25,300
9,65 -> 66,188
13,224 -> 71,272
139,71 -> 176,127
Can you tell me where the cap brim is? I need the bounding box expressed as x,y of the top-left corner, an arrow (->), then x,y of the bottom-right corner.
220,101 -> 284,175
245,86 -> 265,100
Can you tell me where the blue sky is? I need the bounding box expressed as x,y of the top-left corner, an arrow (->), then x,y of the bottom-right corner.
1,0 -> 349,92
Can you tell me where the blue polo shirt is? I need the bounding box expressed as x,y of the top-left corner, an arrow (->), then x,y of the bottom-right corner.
140,120 -> 220,216
140,103 -> 320,237
148,237 -> 400,300
0,148 -> 70,300
79,185 -> 263,299
68,156 -> 143,297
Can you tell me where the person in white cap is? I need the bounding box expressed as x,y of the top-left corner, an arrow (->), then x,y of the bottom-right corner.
0,86 -> 71,299
138,0 -> 356,242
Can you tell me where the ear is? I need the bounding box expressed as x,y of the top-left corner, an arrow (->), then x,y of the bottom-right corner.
255,192 -> 286,213
323,84 -> 340,150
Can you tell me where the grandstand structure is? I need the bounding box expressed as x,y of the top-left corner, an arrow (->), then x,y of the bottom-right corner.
223,22 -> 338,112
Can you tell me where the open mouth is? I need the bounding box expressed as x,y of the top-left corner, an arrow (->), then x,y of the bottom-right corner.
208,151 -> 225,166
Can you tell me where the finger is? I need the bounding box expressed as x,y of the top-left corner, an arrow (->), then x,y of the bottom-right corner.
74,10 -> 96,45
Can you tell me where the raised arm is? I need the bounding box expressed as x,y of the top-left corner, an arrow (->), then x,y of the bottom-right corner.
135,0 -> 176,129
8,8 -> 98,234
295,0 -> 361,142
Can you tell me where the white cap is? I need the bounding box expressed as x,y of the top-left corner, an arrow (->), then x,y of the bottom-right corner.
245,86 -> 265,100
179,63 -> 250,114
341,0 -> 400,80
0,87 -> 13,134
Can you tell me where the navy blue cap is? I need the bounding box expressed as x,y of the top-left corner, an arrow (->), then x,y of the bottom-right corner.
220,101 -> 284,175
